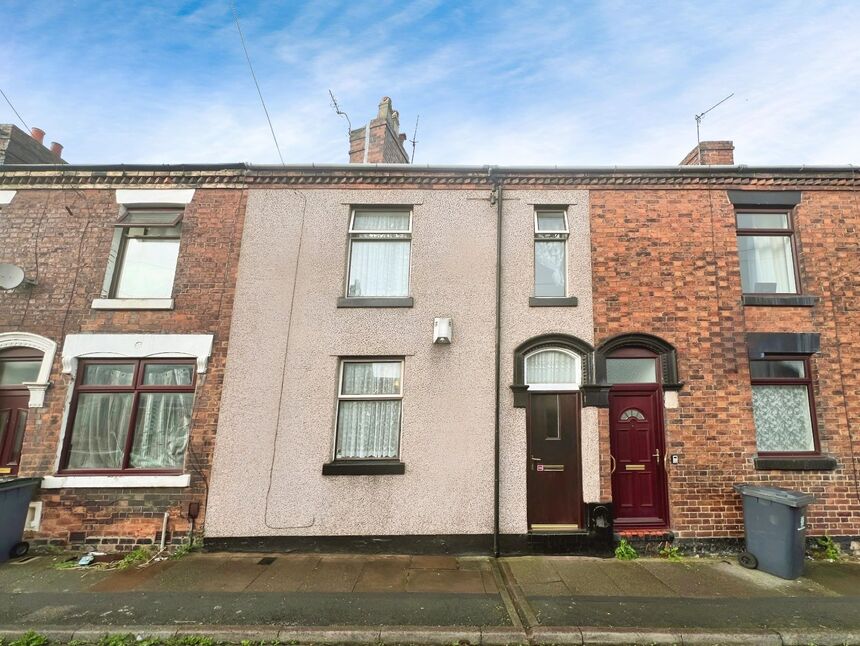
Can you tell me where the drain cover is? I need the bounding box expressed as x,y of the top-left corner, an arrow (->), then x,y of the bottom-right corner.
257,557 -> 276,565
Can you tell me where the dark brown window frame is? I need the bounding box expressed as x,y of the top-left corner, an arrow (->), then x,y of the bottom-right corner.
58,358 -> 196,475
750,354 -> 820,457
735,208 -> 802,297
0,348 -> 42,475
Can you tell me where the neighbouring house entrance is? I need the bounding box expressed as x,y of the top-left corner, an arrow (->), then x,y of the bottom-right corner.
523,346 -> 583,532
608,384 -> 668,528
0,348 -> 41,475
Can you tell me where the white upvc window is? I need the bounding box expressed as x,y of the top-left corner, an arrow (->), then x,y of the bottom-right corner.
346,209 -> 412,298
533,209 -> 569,298
334,359 -> 404,459
524,347 -> 581,390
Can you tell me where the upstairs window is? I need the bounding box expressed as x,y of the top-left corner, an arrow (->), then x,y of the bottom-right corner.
750,356 -> 818,454
61,359 -> 195,473
111,210 -> 182,299
736,211 -> 798,294
347,209 -> 411,298
534,210 -> 568,297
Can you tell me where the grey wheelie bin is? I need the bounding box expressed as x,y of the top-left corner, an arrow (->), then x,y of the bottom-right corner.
734,484 -> 814,579
0,477 -> 41,563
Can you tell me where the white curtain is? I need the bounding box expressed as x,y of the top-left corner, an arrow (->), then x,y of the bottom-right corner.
67,392 -> 133,469
348,240 -> 410,297
67,365 -> 193,470
130,366 -> 193,468
336,400 -> 401,458
352,211 -> 410,231
534,241 -> 565,296
737,236 -> 796,293
526,350 -> 577,385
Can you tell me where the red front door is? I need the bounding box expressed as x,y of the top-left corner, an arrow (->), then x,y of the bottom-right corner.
608,385 -> 669,528
526,392 -> 583,531
0,390 -> 29,476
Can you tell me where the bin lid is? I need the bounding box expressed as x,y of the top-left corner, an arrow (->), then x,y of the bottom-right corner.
0,477 -> 42,492
734,483 -> 815,507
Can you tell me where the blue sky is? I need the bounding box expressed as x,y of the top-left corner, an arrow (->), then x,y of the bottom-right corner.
1,1 -> 858,166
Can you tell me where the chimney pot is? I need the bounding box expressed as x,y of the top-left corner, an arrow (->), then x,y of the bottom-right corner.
30,127 -> 45,144
50,142 -> 63,158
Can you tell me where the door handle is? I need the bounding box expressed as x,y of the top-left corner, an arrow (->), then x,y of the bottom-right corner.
531,456 -> 541,461
610,454 -> 617,474
653,449 -> 661,464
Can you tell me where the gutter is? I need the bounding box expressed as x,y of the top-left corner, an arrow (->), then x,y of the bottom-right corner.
490,167 -> 502,557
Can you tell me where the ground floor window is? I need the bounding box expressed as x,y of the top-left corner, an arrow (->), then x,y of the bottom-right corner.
335,359 -> 403,459
750,356 -> 818,454
61,359 -> 196,472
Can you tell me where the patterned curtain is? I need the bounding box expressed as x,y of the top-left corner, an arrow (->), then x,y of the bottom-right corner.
752,385 -> 814,452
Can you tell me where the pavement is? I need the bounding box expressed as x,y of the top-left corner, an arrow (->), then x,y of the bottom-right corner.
0,551 -> 859,644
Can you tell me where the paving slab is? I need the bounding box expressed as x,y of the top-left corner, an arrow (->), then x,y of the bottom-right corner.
87,559 -> 179,592
801,561 -> 860,595
144,555 -> 265,592
410,555 -> 459,570
406,568 -> 487,593
353,556 -> 410,592
2,562 -> 112,593
599,561 -> 677,597
551,559 -> 626,596
503,556 -> 563,585
242,555 -> 321,592
300,555 -> 366,592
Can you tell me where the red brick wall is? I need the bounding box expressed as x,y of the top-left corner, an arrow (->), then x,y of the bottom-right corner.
0,187 -> 246,549
590,187 -> 860,539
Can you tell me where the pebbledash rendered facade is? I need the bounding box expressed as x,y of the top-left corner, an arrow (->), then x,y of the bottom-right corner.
1,100 -> 858,554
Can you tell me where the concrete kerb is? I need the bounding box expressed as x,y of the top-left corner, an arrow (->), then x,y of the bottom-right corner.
1,625 -> 859,645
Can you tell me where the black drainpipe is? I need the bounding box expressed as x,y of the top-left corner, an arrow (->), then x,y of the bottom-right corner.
491,169 -> 502,557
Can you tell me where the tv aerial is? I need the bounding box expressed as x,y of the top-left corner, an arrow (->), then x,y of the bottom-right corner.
0,263 -> 34,290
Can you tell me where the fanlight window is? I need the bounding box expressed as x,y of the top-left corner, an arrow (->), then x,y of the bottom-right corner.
524,348 -> 580,389
619,408 -> 646,421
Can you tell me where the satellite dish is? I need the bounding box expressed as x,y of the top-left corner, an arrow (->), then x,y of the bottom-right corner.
0,264 -> 26,290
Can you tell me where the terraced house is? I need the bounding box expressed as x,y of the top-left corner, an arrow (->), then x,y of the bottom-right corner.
2,99 -> 858,554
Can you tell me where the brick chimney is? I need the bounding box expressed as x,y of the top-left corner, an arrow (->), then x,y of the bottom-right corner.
680,140 -> 734,165
349,97 -> 410,164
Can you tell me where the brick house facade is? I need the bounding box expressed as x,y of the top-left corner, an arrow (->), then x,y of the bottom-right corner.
0,169 -> 246,550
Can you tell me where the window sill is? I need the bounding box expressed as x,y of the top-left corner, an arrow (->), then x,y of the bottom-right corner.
529,296 -> 578,307
41,474 -> 191,489
742,294 -> 818,307
322,460 -> 406,476
754,455 -> 837,471
92,298 -> 175,310
337,297 -> 413,308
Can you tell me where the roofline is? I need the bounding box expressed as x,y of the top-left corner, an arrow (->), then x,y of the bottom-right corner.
0,162 -> 856,175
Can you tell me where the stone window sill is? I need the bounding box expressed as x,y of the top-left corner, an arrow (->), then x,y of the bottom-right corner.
337,297 -> 413,308
529,296 -> 578,307
92,298 -> 175,310
322,460 -> 406,476
41,474 -> 191,489
754,455 -> 837,471
742,294 -> 817,307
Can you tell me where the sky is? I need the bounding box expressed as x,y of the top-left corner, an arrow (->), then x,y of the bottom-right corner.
1,1 -> 859,166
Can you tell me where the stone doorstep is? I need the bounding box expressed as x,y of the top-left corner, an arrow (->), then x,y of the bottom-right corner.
2,625 -> 860,645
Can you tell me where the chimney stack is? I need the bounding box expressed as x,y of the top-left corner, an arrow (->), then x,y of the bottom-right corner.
50,141 -> 63,158
680,140 -> 734,165
30,127 -> 45,144
349,97 -> 410,164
